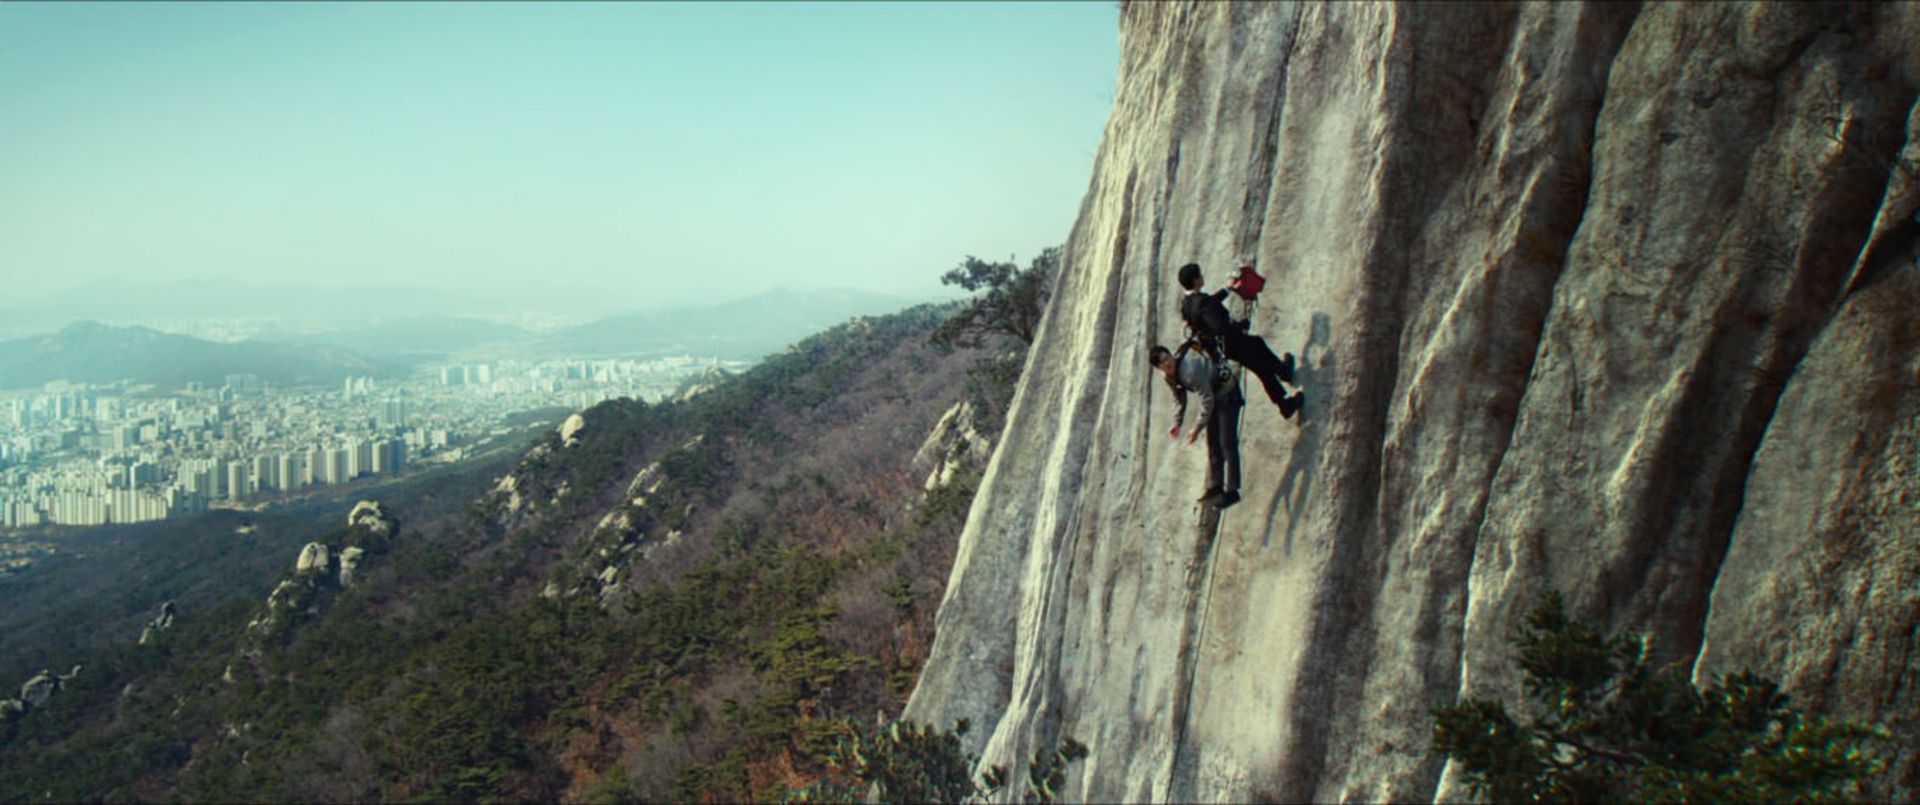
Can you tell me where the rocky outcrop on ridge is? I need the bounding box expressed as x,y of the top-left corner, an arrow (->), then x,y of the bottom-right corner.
5,665 -> 81,718
20,671 -> 59,709
294,542 -> 331,576
559,413 -> 587,447
346,500 -> 396,537
242,501 -> 400,648
914,400 -> 993,491
907,2 -> 1920,802
138,600 -> 177,646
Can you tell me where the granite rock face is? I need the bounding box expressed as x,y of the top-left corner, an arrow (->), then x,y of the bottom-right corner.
914,401 -> 993,492
337,546 -> 367,588
19,671 -> 58,709
346,500 -> 396,536
138,600 -> 177,646
559,413 -> 587,447
295,542 -> 331,576
1692,266 -> 1920,788
242,502 -> 400,650
906,2 -> 1920,801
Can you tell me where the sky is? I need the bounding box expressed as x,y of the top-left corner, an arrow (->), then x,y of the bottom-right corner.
0,1 -> 1118,318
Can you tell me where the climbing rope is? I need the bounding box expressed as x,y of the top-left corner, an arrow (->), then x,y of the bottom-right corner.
1224,286 -> 1256,491
1170,271 -> 1259,787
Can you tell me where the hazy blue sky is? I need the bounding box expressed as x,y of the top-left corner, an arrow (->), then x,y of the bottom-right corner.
0,1 -> 1117,315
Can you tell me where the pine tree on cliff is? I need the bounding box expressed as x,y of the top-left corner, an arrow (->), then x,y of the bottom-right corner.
1433,593 -> 1885,802
929,248 -> 1057,350
929,248 -> 1058,418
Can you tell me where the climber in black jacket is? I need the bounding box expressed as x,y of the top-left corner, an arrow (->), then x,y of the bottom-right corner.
1177,262 -> 1303,418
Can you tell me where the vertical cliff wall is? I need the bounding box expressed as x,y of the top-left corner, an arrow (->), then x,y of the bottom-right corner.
906,2 -> 1920,801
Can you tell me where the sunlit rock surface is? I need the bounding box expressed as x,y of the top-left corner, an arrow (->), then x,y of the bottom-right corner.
559,413 -> 587,447
138,600 -> 177,645
19,671 -> 58,709
294,542 -> 331,576
338,546 -> 367,588
906,2 -> 1920,801
915,400 -> 993,492
346,500 -> 396,536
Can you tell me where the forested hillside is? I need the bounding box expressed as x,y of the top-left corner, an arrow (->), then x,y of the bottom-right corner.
0,302 -> 1019,801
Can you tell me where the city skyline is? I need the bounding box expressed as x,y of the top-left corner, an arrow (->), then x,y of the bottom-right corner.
0,2 -> 1119,315
0,353 -> 738,530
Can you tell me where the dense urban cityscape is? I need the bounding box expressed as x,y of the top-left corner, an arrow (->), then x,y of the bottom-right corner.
0,355 -> 744,530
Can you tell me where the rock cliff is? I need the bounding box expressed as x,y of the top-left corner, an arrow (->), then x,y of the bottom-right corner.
906,2 -> 1920,801
137,600 -> 177,646
240,501 -> 399,650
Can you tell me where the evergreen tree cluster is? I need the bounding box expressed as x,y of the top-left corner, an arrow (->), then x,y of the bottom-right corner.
1433,593 -> 1885,802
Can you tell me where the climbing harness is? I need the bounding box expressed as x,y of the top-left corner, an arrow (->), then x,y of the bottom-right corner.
1172,337 -> 1233,391
1175,263 -> 1268,393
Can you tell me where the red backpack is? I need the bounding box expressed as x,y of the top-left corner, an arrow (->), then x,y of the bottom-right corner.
1227,264 -> 1265,300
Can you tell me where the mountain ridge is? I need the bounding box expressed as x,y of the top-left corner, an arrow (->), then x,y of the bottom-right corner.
0,287 -> 929,374
0,321 -> 411,389
0,301 -> 1019,801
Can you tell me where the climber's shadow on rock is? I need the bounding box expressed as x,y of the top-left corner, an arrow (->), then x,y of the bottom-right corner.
1265,311 -> 1330,553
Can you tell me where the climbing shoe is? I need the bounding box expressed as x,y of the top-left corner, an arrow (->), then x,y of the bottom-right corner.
1216,490 -> 1241,509
1197,487 -> 1223,503
1278,392 -> 1304,419
1280,352 -> 1297,382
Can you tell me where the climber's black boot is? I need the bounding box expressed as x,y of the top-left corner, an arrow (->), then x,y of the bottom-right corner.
1278,393 -> 1303,420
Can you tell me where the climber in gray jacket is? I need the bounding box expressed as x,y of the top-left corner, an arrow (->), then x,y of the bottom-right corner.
1151,343 -> 1243,508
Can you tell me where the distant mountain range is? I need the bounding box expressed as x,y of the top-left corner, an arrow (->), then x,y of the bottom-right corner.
0,287 -> 927,388
0,322 -> 410,390
282,316 -> 532,357
273,287 -> 915,361
0,279 -> 936,343
0,279 -> 624,339
527,287 -> 918,359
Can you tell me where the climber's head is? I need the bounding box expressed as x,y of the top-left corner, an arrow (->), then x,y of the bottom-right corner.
1177,263 -> 1203,291
1149,345 -> 1177,379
